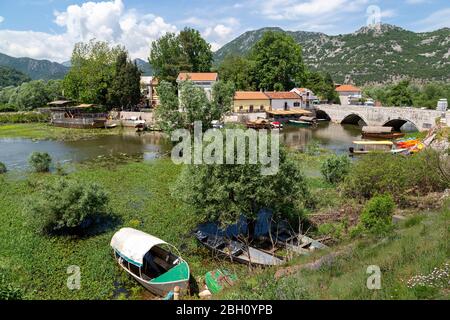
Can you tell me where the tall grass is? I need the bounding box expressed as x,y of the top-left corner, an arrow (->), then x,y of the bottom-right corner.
0,112 -> 49,124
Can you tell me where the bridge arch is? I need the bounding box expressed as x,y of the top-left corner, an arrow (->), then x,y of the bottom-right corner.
341,113 -> 368,127
315,109 -> 331,121
383,118 -> 419,132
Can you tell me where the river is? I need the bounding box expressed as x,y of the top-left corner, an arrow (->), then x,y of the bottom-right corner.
0,122 -> 363,171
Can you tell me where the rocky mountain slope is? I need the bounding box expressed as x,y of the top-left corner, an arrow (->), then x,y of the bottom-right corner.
214,24 -> 450,85
0,53 -> 69,81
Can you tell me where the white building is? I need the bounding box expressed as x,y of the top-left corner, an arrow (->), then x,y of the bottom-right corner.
290,88 -> 319,109
265,91 -> 303,111
176,72 -> 218,101
335,84 -> 362,106
140,76 -> 159,107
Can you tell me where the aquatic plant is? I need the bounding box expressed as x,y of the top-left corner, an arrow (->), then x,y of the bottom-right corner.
28,152 -> 52,173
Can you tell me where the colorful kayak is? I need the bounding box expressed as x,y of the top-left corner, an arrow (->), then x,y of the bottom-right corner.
205,269 -> 238,294
396,139 -> 420,148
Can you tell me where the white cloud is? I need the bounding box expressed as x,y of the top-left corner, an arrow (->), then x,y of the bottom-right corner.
0,0 -> 176,62
416,8 -> 450,31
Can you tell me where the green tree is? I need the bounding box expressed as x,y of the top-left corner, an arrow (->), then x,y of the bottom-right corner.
388,80 -> 414,106
173,143 -> 311,228
109,52 -> 142,109
12,80 -> 48,111
63,40 -> 125,106
0,66 -> 30,88
28,178 -> 110,235
356,194 -> 395,236
248,31 -> 306,91
150,28 -> 212,84
217,54 -> 254,90
179,27 -> 213,72
0,162 -> 6,174
155,80 -> 234,134
44,80 -> 64,102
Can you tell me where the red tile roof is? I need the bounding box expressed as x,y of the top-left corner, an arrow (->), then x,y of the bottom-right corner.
177,72 -> 218,82
234,91 -> 270,100
265,91 -> 301,99
336,84 -> 361,92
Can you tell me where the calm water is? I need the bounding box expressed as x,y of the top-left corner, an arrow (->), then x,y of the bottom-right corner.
0,123 -> 362,171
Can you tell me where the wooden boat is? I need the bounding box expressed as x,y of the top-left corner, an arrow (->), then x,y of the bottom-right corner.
195,230 -> 283,266
288,120 -> 312,127
274,231 -> 328,255
362,126 -> 405,139
349,140 -> 409,155
111,228 -> 190,296
270,121 -> 283,129
106,123 -> 118,129
246,119 -> 271,129
298,116 -> 318,125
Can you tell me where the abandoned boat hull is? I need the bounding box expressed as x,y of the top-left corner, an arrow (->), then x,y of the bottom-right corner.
196,231 -> 283,266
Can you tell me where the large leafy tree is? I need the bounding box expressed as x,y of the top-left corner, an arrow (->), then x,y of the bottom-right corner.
178,28 -> 213,72
149,28 -> 213,84
248,31 -> 306,91
388,80 -> 414,107
109,52 -> 142,109
305,71 -> 340,104
155,80 -> 234,134
218,54 -> 255,91
63,40 -> 125,106
11,80 -> 48,111
172,143 -> 311,228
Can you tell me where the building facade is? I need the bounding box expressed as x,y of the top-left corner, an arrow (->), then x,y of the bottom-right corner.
264,92 -> 303,111
290,88 -> 318,109
233,91 -> 271,113
335,84 -> 362,106
177,72 -> 218,101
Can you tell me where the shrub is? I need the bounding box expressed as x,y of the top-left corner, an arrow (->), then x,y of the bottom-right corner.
341,151 -> 448,202
357,194 -> 395,236
0,275 -> 24,300
0,112 -> 49,124
28,178 -> 111,235
28,152 -> 52,173
0,162 -> 6,174
321,154 -> 351,184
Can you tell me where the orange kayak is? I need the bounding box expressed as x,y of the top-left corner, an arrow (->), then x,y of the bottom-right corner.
396,139 -> 419,148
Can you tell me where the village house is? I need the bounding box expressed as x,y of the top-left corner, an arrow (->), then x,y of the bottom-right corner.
233,91 -> 271,113
290,88 -> 319,109
335,84 -> 362,106
176,72 -> 218,101
264,91 -> 303,110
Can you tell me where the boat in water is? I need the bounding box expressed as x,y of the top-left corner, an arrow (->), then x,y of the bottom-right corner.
349,140 -> 408,155
288,120 -> 313,127
195,230 -> 283,266
246,119 -> 272,129
110,228 -> 190,296
362,126 -> 405,139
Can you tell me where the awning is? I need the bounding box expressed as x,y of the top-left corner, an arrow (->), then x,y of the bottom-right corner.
110,228 -> 167,266
266,109 -> 312,116
362,126 -> 394,134
353,140 -> 393,145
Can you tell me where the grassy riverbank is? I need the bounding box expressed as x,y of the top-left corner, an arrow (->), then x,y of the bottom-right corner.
0,159 -> 246,299
219,204 -> 449,300
0,123 -> 123,141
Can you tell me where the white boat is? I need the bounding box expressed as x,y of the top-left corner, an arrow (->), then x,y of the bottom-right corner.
110,228 -> 190,297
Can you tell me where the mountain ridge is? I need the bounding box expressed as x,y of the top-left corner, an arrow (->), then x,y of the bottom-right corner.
214,23 -> 450,85
0,53 -> 69,81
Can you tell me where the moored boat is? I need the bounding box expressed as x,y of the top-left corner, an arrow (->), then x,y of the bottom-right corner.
195,230 -> 283,266
362,126 -> 405,139
111,228 -> 190,297
288,120 -> 313,127
246,119 -> 271,129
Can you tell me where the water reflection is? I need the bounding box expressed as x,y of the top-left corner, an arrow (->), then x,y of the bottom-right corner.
0,123 -> 362,170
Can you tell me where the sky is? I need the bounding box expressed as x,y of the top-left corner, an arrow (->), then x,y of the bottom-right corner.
0,0 -> 449,62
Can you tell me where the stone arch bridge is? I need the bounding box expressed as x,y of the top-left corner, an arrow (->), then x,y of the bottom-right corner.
314,104 -> 449,131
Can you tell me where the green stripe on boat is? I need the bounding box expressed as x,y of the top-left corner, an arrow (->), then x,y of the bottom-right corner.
150,261 -> 190,284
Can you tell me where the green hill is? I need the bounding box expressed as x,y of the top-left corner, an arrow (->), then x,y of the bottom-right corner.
0,52 -> 69,81
0,66 -> 31,88
214,24 -> 450,85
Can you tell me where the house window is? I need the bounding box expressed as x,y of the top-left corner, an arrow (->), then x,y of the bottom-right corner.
284,102 -> 288,110
239,106 -> 243,112
249,105 -> 254,112
260,105 -> 264,111
294,102 -> 300,107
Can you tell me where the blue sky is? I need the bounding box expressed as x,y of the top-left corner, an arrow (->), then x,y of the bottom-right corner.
0,0 -> 449,62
